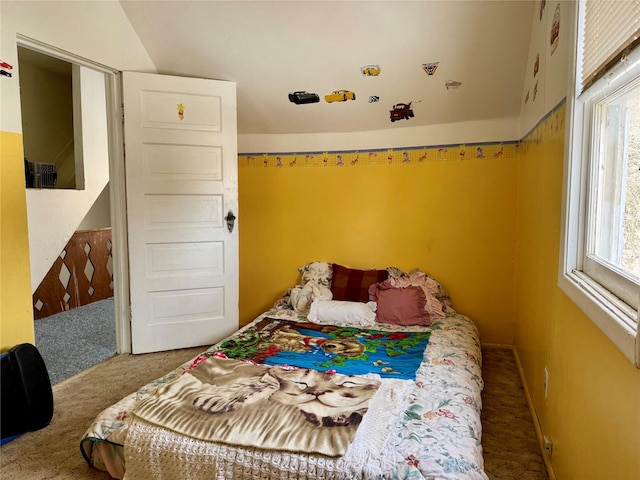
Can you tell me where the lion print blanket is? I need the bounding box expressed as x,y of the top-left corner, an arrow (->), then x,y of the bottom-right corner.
213,318 -> 431,380
131,356 -> 381,457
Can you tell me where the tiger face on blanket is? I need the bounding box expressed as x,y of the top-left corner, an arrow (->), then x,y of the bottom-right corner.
193,364 -> 378,427
131,356 -> 382,457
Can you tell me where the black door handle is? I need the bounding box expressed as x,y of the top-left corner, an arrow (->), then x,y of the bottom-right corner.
224,211 -> 236,233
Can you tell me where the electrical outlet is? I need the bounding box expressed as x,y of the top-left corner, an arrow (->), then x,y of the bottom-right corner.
544,367 -> 549,399
543,435 -> 553,456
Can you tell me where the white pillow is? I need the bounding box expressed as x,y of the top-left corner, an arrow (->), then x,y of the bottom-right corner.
308,297 -> 376,327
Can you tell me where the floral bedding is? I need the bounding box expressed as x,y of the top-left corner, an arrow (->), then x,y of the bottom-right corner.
80,308 -> 487,480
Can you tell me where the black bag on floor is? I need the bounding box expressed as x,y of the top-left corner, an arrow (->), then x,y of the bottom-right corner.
1,343 -> 54,440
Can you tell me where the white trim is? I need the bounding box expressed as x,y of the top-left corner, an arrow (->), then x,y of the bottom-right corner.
16,34 -> 116,74
559,8 -> 640,367
559,272 -> 638,365
512,347 -> 556,480
71,64 -> 85,190
105,72 -> 131,354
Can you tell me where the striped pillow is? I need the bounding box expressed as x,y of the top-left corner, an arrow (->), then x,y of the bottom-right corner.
330,264 -> 388,303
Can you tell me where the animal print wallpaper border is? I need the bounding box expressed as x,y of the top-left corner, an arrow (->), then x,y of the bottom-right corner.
239,100 -> 566,169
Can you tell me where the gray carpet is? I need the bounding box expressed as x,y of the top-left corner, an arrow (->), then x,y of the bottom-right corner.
34,298 -> 116,385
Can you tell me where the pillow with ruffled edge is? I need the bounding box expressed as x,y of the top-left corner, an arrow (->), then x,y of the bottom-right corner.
330,264 -> 388,303
383,266 -> 455,316
372,286 -> 432,326
308,297 -> 376,327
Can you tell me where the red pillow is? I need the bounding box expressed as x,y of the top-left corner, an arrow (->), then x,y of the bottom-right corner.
330,264 -> 388,303
374,286 -> 432,326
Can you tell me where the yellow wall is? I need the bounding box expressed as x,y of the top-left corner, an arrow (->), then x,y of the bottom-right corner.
0,131 -> 35,351
515,104 -> 640,479
239,144 -> 517,345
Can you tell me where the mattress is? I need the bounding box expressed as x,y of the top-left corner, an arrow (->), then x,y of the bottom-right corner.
80,306 -> 487,480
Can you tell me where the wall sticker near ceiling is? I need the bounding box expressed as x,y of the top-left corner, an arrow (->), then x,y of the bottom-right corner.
534,53 -> 540,77
361,64 -> 381,76
288,91 -> 320,104
550,4 -> 560,55
445,80 -> 462,90
0,60 -> 13,78
422,62 -> 439,76
390,101 -> 417,122
539,0 -> 546,21
325,90 -> 356,103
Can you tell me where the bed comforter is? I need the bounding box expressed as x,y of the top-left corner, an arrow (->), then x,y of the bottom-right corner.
80,308 -> 487,480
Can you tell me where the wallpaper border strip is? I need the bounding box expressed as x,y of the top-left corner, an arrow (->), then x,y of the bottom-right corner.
239,98 -> 566,169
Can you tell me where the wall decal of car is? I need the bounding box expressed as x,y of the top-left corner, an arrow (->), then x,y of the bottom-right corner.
288,91 -> 320,104
390,102 -> 415,122
361,65 -> 381,76
325,90 -> 356,103
445,80 -> 462,90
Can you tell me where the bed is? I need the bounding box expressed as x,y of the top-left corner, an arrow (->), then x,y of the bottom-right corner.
80,263 -> 487,480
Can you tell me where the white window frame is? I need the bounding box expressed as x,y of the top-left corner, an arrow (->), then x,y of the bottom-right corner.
560,8 -> 640,367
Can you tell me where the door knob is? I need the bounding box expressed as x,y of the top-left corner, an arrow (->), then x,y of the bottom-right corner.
224,211 -> 236,233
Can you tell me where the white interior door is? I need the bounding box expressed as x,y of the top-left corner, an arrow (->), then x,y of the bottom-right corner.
123,72 -> 238,354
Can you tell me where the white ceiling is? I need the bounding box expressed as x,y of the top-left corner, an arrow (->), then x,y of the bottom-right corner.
119,0 -> 535,135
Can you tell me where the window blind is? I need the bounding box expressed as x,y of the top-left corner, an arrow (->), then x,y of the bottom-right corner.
581,0 -> 640,91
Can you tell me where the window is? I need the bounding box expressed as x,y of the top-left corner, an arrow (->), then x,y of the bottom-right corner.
584,74 -> 640,306
561,0 -> 640,366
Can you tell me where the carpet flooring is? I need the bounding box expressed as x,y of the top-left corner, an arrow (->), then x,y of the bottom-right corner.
0,346 -> 548,479
481,348 -> 549,480
34,298 -> 117,385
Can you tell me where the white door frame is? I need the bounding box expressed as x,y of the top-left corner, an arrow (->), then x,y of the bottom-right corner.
105,71 -> 131,354
17,35 -> 132,353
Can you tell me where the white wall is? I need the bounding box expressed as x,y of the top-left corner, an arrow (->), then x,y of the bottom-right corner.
238,116 -> 521,154
78,184 -> 111,231
26,66 -> 110,290
1,0 -> 156,291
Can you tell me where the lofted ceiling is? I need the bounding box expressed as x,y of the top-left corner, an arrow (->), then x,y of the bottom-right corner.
119,0 -> 535,135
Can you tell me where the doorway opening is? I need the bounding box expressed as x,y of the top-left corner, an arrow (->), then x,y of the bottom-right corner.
17,36 -> 129,383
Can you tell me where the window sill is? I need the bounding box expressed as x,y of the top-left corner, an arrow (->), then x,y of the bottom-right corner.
559,270 -> 639,367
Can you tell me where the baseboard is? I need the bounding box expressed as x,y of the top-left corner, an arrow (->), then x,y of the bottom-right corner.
512,346 -> 557,480
481,342 -> 513,350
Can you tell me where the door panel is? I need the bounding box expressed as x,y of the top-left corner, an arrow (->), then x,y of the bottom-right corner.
143,144 -> 222,182
146,242 -> 224,276
141,91 -> 221,131
123,72 -> 238,354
